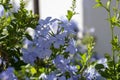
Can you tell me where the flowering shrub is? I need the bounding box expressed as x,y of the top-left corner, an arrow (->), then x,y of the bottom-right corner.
0,0 -> 120,80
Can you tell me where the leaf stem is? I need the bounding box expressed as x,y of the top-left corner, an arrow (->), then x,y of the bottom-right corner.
107,1 -> 116,77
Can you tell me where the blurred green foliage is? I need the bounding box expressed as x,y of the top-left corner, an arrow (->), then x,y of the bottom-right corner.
0,0 -> 38,71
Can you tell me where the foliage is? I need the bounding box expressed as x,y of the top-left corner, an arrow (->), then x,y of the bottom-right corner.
66,0 -> 77,21
0,0 -> 38,71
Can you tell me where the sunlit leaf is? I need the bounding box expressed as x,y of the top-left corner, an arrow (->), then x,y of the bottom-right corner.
30,67 -> 37,75
95,0 -> 101,3
106,0 -> 111,9
66,10 -> 74,21
93,3 -> 102,8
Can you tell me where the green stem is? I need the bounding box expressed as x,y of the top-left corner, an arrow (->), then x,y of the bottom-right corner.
80,41 -> 93,77
114,0 -> 119,16
116,0 -> 119,12
108,3 -> 116,77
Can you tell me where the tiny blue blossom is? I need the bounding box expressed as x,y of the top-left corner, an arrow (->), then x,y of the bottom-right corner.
83,66 -> 105,80
38,17 -> 59,27
52,34 -> 66,48
58,76 -> 66,80
37,48 -> 52,59
53,55 -> 70,72
38,17 -> 52,26
68,75 -> 81,80
67,65 -> 77,74
0,67 -> 17,80
59,20 -> 77,35
97,58 -> 107,68
39,73 -> 47,80
49,20 -> 59,34
0,5 -> 4,17
22,43 -> 38,64
35,25 -> 50,39
45,73 -> 57,80
65,39 -> 77,54
53,55 -> 77,75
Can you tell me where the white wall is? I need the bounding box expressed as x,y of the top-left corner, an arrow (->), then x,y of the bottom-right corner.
83,0 -> 119,57
24,0 -> 34,11
40,0 -> 83,31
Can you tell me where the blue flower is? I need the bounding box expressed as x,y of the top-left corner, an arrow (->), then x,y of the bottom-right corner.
83,66 -> 105,80
60,17 -> 79,33
37,48 -> 52,59
67,65 -> 77,74
0,5 -> 4,17
53,55 -> 70,72
97,58 -> 107,68
59,20 -> 77,35
38,17 -> 59,27
45,73 -> 57,80
68,75 -> 81,80
49,20 -> 59,34
58,76 -> 66,80
52,34 -> 66,48
38,17 -> 52,26
35,25 -> 50,39
53,55 -> 77,75
39,73 -> 47,80
65,39 -> 77,54
22,42 -> 39,64
0,67 -> 17,80
22,48 -> 37,65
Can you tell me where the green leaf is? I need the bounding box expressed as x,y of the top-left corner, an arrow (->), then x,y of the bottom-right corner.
95,0 -> 101,3
93,3 -> 102,8
39,68 -> 45,73
25,33 -> 33,41
111,16 -> 118,26
95,64 -> 104,70
76,65 -> 80,69
66,10 -> 74,21
98,70 -> 110,78
80,53 -> 87,65
30,67 -> 37,75
117,64 -> 120,72
82,53 -> 86,62
107,60 -> 114,68
111,36 -> 120,51
104,53 -> 112,61
106,0 -> 111,9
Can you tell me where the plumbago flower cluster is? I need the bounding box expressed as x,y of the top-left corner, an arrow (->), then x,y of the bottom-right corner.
22,17 -> 80,79
23,17 -> 77,62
